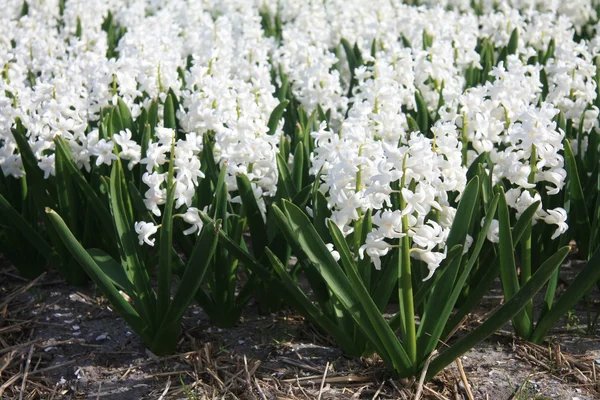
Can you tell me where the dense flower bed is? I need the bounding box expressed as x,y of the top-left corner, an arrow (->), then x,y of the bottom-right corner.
1,0 -> 599,379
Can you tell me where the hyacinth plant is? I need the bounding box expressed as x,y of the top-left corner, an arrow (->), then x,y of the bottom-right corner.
246,92 -> 570,377
47,158 -> 220,355
1,0 -> 600,380
43,96 -> 224,355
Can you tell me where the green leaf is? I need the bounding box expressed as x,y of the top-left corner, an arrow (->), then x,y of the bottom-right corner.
54,137 -> 114,237
276,153 -> 297,199
55,141 -> 84,287
164,93 -> 177,130
157,145 -> 176,323
588,172 -> 600,253
530,246 -> 600,343
420,195 -> 499,359
422,29 -> 433,49
427,246 -> 569,379
443,198 -> 541,337
414,91 -> 429,134
406,115 -> 420,133
497,188 -> 531,338
292,142 -> 304,190
265,248 -> 360,356
201,133 -> 219,185
198,210 -> 275,283
109,160 -> 156,328
271,204 -> 333,310
444,257 -> 499,338
46,209 -> 151,344
210,164 -> 228,221
327,219 -> 358,278
371,252 -> 398,313
148,101 -> 159,134
161,221 -> 219,327
282,202 -> 413,375
341,38 -> 357,75
512,201 -> 542,244
128,182 -> 156,223
358,210 -> 373,289
12,119 -> 69,268
353,42 -> 364,67
292,184 -> 312,209
0,194 -> 57,266
117,97 -> 135,134
111,107 -> 124,134
564,140 -> 591,256
413,176 -> 480,313
277,71 -> 289,102
507,28 -> 519,55
415,245 -> 463,357
267,99 -> 289,135
87,248 -> 133,294
312,190 -> 331,242
138,123 -> 152,188
466,152 -> 488,182
236,174 -> 267,258
400,34 -> 412,48
447,177 -> 480,253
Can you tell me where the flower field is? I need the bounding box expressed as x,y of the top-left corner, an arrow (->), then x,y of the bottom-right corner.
1,0 -> 600,397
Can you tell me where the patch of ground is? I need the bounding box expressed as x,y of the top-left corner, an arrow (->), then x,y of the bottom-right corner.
0,261 -> 598,399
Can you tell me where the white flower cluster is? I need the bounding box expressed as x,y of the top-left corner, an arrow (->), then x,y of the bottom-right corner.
2,0 -> 598,278
426,0 -> 598,34
178,9 -> 281,201
305,1 -> 597,275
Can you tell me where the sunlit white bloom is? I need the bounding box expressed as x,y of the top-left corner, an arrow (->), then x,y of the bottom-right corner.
38,154 -> 55,179
483,219 -> 500,243
409,221 -> 447,253
325,243 -> 341,262
89,139 -> 118,166
1,154 -> 25,178
463,235 -> 473,254
181,207 -> 203,236
359,233 -> 392,270
134,221 -> 159,246
411,248 -> 447,281
114,129 -> 142,169
541,207 -> 568,239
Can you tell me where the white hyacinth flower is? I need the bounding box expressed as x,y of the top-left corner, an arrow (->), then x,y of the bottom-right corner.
134,221 -> 159,247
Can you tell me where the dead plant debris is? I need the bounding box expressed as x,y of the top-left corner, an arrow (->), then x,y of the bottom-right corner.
0,264 -> 598,400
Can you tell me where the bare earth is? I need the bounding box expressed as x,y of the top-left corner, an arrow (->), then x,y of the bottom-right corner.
0,260 -> 598,399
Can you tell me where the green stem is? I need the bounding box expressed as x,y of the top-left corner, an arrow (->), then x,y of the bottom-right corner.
398,151 -> 416,368
398,213 -> 416,367
521,145 -> 537,325
521,224 -> 533,319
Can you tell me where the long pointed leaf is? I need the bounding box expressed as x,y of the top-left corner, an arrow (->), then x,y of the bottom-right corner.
157,152 -> 176,323
0,194 -> 57,265
530,247 -> 600,343
162,221 -> 219,326
265,248 -> 360,356
236,174 -> 267,258
54,137 -> 113,236
564,140 -> 591,256
267,99 -> 289,136
46,209 -> 150,344
421,195 -> 499,359
87,248 -> 134,295
109,160 -> 156,329
497,187 -> 531,337
283,203 -> 413,374
427,246 -> 570,379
